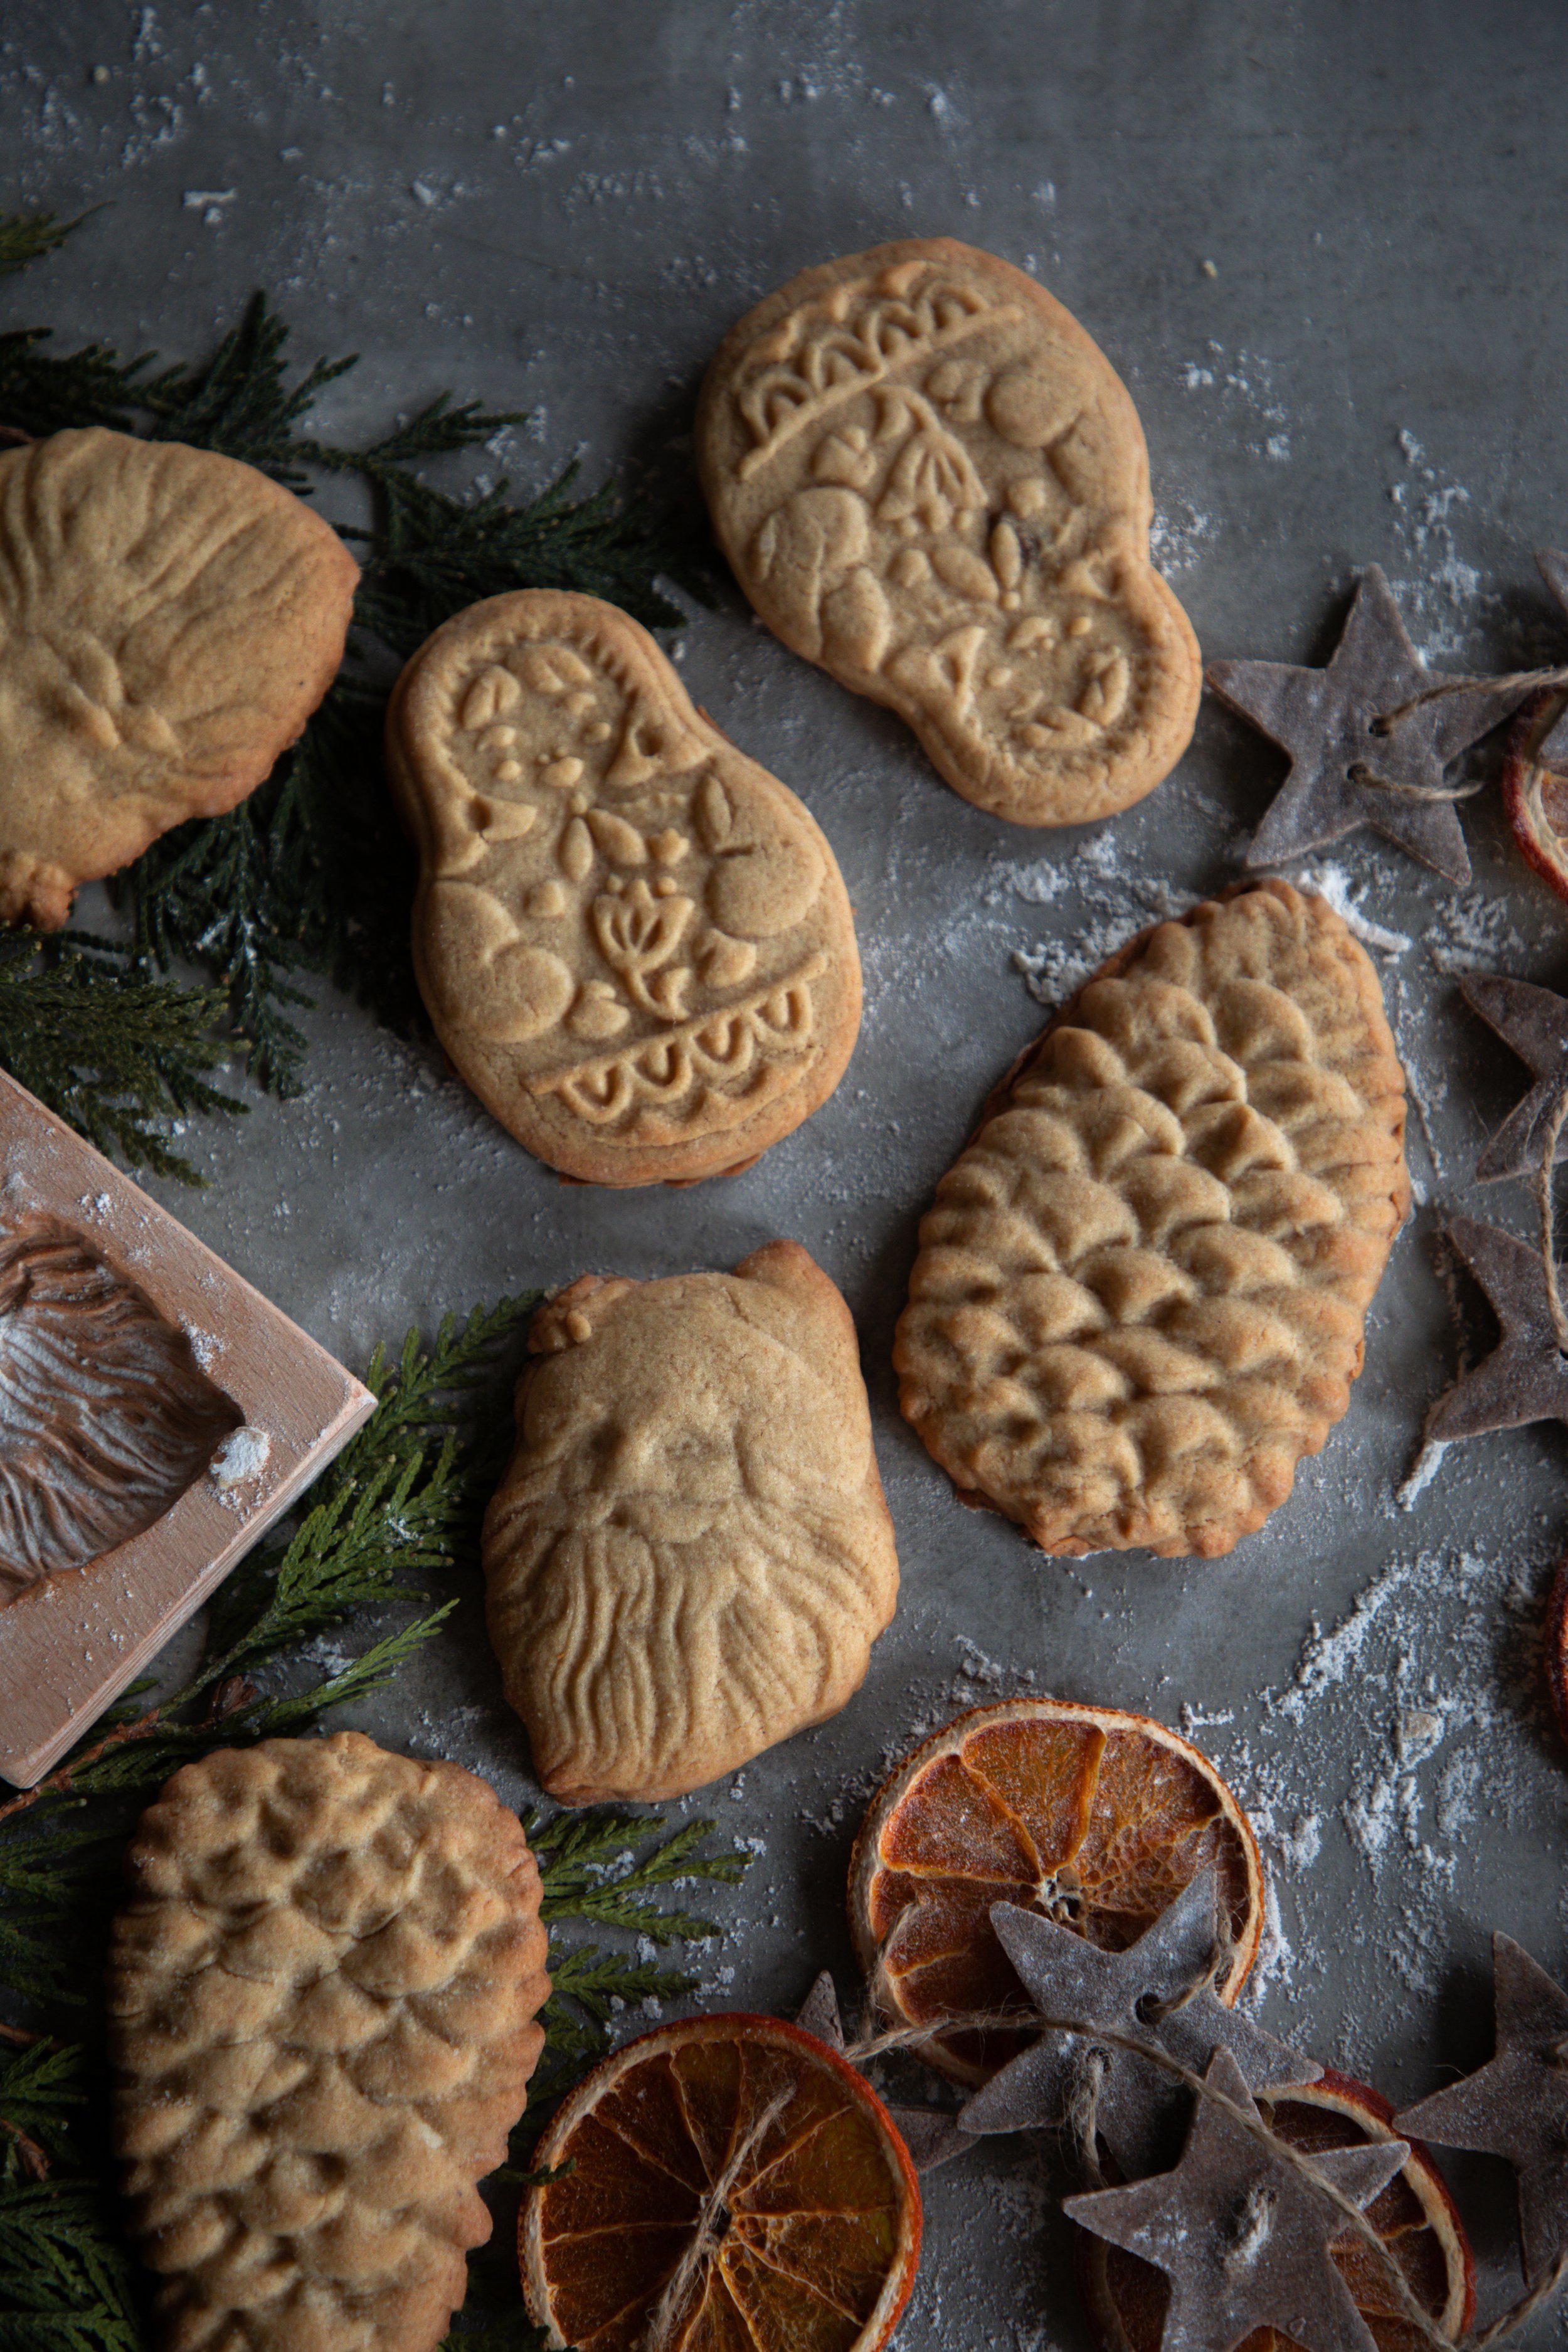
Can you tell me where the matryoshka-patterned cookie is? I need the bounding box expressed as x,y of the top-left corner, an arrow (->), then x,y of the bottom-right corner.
386,590 -> 862,1185
108,1732 -> 550,2352
0,428 -> 358,929
482,1240 -> 900,1802
894,881 -> 1408,1558
697,238 -> 1200,828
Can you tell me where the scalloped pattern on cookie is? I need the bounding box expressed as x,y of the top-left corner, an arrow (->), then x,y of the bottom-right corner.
894,882 -> 1408,1557
0,429 -> 358,929
386,590 -> 861,1185
483,1241 -> 899,1802
696,238 -> 1200,827
108,1732 -> 549,2352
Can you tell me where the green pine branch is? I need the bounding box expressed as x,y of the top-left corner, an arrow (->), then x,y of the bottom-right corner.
1,228 -> 714,1152
0,931 -> 242,1185
0,209 -> 98,278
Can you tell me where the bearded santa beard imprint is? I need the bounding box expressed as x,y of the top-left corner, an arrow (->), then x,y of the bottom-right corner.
482,1243 -> 901,1804
0,1216 -> 241,1598
508,1499 -> 891,1798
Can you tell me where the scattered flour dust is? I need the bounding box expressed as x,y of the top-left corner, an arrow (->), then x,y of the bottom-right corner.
1190,1535 -> 1556,2058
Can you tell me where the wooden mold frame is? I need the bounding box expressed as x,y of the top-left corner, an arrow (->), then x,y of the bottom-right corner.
0,1069 -> 375,1786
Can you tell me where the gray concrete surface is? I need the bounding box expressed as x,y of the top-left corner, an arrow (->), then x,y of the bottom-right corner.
8,2 -> 1568,2340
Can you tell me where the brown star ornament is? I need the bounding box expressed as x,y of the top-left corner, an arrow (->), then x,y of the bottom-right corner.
956,1870 -> 1320,2180
1424,1216 -> 1568,1441
1461,972 -> 1568,1184
1207,565 -> 1532,886
1396,1932 -> 1568,2284
794,1973 -> 970,2173
1065,2047 -> 1409,2352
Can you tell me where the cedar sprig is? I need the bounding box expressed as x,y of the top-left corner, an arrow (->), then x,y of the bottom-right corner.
532,1809 -> 748,1941
0,930 -> 242,1185
0,1293 -> 539,1988
3,224 -> 712,1143
0,2175 -> 143,2352
0,208 -> 97,278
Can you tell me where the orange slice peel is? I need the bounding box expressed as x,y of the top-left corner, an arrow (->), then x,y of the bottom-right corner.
519,2011 -> 922,2352
1505,687 -> 1568,904
1075,2067 -> 1475,2351
849,1696 -> 1264,2084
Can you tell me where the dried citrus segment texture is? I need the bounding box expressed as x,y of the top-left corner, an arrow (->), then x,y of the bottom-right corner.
849,1698 -> 1263,2085
894,879 -> 1409,1558
521,2013 -> 921,2352
1076,2071 -> 1475,2351
1503,687 -> 1568,908
0,427 -> 357,928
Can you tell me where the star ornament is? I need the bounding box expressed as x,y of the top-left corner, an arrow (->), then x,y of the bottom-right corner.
1461,972 -> 1568,1184
1208,564 -> 1533,886
956,1869 -> 1320,2180
1065,2047 -> 1409,2352
1396,1932 -> 1568,2284
1424,1216 -> 1568,1441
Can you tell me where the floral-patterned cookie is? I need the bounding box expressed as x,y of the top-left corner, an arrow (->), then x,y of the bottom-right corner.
386,591 -> 862,1185
697,238 -> 1200,828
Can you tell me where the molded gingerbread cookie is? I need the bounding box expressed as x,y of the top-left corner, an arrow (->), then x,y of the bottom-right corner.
109,1732 -> 550,2352
482,1241 -> 900,1801
386,590 -> 862,1185
895,881 -> 1409,1557
0,428 -> 358,928
696,238 -> 1200,828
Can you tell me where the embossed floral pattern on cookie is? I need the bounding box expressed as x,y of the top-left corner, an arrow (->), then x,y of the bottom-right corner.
894,882 -> 1409,1558
386,590 -> 862,1185
697,238 -> 1201,827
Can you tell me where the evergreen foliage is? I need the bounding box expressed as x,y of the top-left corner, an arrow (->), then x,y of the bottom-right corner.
0,211 -> 712,1151
0,1294 -> 748,2348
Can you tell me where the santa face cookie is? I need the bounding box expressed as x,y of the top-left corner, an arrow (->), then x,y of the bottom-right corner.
697,238 -> 1200,828
0,428 -> 358,928
387,591 -> 862,1186
482,1241 -> 899,1801
895,881 -> 1409,1558
108,1732 -> 550,2352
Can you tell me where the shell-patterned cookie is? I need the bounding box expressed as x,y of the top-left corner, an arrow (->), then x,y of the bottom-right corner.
482,1241 -> 900,1802
108,1732 -> 550,2352
894,881 -> 1409,1557
696,238 -> 1200,827
387,590 -> 862,1185
0,428 -> 358,928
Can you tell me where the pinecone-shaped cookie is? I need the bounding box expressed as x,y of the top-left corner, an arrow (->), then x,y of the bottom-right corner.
108,1732 -> 550,2352
895,881 -> 1408,1557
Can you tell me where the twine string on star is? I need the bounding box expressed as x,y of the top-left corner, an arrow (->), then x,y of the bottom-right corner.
843,1992 -> 1562,2351
1538,1085 -> 1568,1354
1375,664 -> 1568,736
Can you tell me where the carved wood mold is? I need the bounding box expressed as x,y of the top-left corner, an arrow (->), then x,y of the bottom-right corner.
0,1069 -> 374,1786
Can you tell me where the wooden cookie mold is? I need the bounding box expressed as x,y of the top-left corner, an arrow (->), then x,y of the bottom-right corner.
0,1069 -> 373,1785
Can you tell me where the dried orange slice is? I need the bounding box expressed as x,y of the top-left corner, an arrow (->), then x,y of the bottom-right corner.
1504,687 -> 1568,904
519,2012 -> 921,2352
849,1697 -> 1263,2084
1076,2069 -> 1475,2351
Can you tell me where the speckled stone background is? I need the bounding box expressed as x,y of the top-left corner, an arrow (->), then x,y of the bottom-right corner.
8,3 -> 1568,2341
